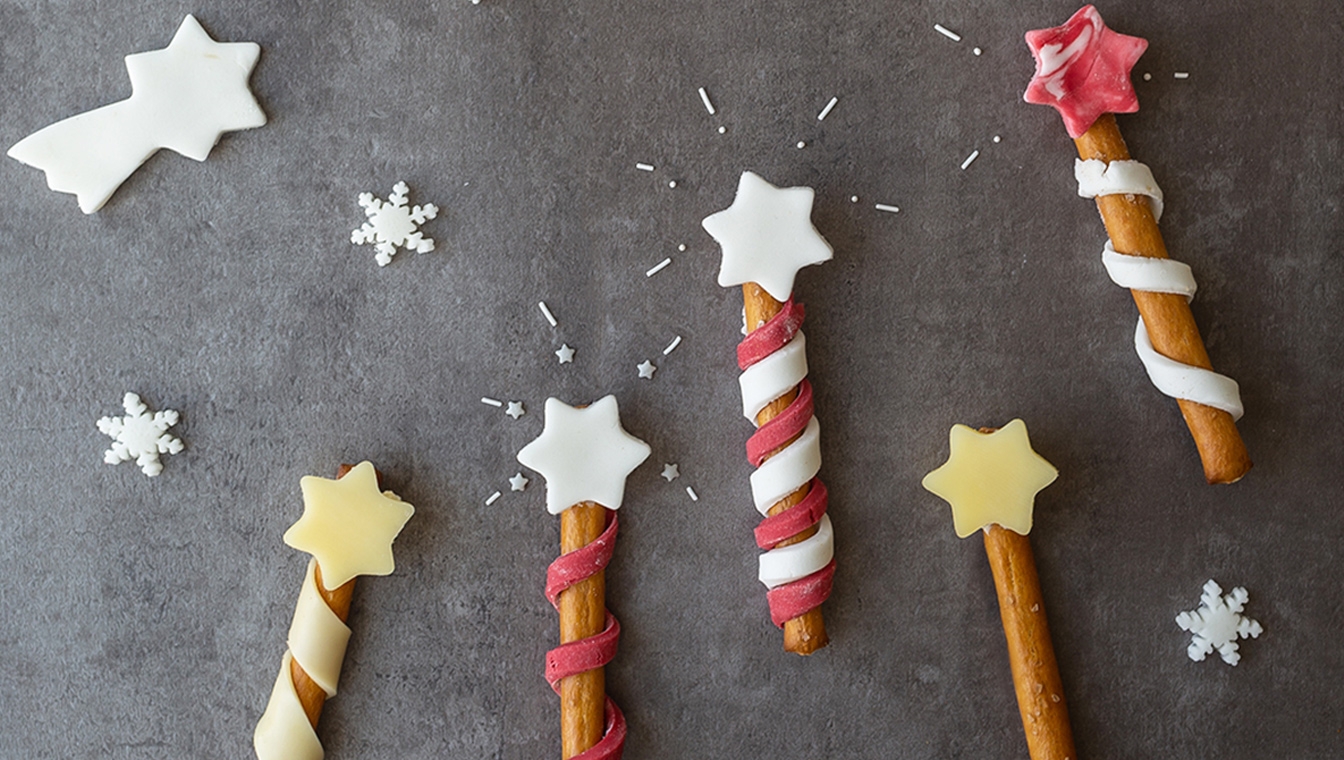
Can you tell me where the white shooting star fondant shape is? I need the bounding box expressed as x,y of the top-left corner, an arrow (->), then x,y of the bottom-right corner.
516,396 -> 651,514
7,15 -> 266,214
701,171 -> 834,301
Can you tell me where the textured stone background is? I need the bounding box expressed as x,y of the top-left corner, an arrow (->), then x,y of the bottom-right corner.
0,1 -> 1340,757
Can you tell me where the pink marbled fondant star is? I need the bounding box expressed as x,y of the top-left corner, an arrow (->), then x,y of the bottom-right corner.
1024,5 -> 1147,138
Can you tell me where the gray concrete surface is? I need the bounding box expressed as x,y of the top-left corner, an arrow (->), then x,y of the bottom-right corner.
0,1 -> 1340,757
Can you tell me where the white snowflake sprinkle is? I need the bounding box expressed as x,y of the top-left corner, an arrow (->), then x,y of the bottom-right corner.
351,181 -> 439,267
97,392 -> 184,477
1176,579 -> 1263,666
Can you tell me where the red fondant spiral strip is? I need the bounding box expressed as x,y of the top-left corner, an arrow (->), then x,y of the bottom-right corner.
737,298 -> 835,628
543,511 -> 625,760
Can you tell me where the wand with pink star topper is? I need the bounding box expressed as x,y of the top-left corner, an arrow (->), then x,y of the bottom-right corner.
1024,5 -> 1250,484
7,15 -> 265,214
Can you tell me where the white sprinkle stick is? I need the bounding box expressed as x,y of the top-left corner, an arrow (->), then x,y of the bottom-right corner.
1174,72 -> 1190,80
686,486 -> 699,502
663,335 -> 682,355
485,491 -> 502,506
874,203 -> 901,213
934,24 -> 962,42
817,96 -> 838,121
698,87 -> 716,115
960,150 -> 980,170
645,258 -> 672,277
635,163 -> 655,172
538,301 -> 558,327
480,397 -> 503,407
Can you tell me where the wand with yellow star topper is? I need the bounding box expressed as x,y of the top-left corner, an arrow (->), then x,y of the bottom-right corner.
253,462 -> 414,760
922,420 -> 1076,760
1024,5 -> 1249,484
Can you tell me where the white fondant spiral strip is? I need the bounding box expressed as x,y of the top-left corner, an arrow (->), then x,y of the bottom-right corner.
739,330 -> 834,589
254,558 -> 351,760
1076,158 -> 1243,420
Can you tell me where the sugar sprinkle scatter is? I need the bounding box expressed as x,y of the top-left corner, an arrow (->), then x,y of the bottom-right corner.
538,301 -> 558,327
817,96 -> 838,121
698,87 -> 716,115
646,258 -> 672,277
933,23 -> 961,42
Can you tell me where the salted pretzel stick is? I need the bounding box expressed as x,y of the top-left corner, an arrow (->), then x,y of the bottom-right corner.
560,502 -> 609,758
923,421 -> 1076,760
1075,116 -> 1251,484
744,283 -> 828,654
984,524 -> 1075,760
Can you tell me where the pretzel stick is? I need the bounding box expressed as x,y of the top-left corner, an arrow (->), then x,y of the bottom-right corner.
744,283 -> 829,654
287,463 -> 363,728
983,524 -> 1076,760
1074,116 -> 1251,484
559,502 -> 609,758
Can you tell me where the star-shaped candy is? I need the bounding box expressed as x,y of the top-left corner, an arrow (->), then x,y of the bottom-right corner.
701,171 -> 834,302
517,396 -> 651,515
1024,5 -> 1147,138
8,15 -> 266,213
555,344 -> 576,364
637,360 -> 657,379
509,472 -> 530,492
922,420 -> 1058,538
505,401 -> 526,420
660,463 -> 680,482
283,461 -> 415,590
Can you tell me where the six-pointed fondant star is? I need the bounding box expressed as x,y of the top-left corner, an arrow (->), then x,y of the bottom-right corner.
922,419 -> 1058,538
283,461 -> 415,589
517,396 -> 651,514
701,171 -> 834,302
1024,5 -> 1147,138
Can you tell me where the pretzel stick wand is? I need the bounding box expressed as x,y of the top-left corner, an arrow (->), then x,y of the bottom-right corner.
518,396 -> 648,760
745,283 -> 828,654
924,421 -> 1076,760
1024,5 -> 1250,484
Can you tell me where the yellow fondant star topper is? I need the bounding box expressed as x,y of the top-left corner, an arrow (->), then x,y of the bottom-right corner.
283,461 -> 415,589
921,419 -> 1058,538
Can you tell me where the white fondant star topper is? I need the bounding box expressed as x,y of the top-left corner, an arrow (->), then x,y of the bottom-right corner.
701,171 -> 834,301
516,396 -> 651,515
8,15 -> 266,213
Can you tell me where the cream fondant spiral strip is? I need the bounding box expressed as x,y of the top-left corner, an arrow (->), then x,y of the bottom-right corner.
737,299 -> 835,621
1075,158 -> 1244,419
254,559 -> 350,760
